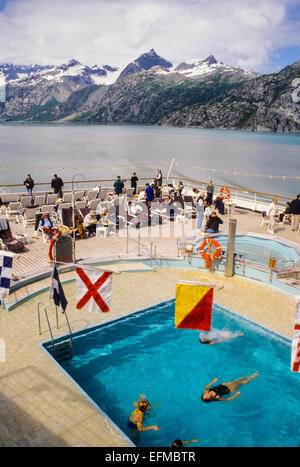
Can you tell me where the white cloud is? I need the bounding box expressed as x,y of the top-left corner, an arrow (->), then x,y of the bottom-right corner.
0,0 -> 298,72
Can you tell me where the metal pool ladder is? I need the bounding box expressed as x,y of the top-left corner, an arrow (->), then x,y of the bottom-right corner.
38,302 -> 73,361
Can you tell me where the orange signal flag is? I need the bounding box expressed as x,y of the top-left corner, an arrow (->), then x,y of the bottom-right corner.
175,281 -> 213,331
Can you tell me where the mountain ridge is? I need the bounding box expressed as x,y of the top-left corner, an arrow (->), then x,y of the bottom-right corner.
0,49 -> 299,132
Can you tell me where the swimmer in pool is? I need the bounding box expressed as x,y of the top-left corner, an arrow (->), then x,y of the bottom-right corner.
199,329 -> 243,345
128,396 -> 160,432
201,373 -> 259,403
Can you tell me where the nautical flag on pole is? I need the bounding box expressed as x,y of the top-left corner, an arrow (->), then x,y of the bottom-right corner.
0,254 -> 13,299
291,296 -> 300,372
175,281 -> 213,331
49,265 -> 68,312
76,267 -> 112,313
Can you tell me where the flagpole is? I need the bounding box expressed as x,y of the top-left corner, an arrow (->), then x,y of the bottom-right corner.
55,305 -> 59,329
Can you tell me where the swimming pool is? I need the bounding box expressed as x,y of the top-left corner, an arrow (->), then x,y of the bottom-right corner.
43,299 -> 300,447
196,235 -> 300,267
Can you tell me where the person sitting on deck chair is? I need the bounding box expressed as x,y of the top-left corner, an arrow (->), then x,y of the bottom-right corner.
83,210 -> 100,237
39,212 -> 59,238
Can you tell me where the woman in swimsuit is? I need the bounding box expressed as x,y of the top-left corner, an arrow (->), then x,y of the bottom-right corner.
201,372 -> 259,402
128,397 -> 160,432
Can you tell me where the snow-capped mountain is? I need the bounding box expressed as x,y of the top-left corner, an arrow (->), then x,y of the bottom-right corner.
0,51 -> 258,91
173,55 -> 257,78
117,48 -> 172,80
0,59 -> 120,87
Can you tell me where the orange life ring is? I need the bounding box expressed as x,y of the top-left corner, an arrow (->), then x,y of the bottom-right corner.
48,231 -> 61,262
219,186 -> 230,199
199,238 -> 222,269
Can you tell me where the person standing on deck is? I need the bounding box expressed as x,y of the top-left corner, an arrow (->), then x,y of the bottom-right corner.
113,176 -> 124,196
290,194 -> 300,232
131,172 -> 138,195
156,169 -> 162,187
206,180 -> 214,206
266,198 -> 278,234
196,192 -> 205,229
145,183 -> 154,203
51,174 -> 64,199
23,174 -> 34,196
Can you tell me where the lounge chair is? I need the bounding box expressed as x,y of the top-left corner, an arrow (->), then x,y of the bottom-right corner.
20,196 -> 33,209
46,193 -> 58,205
63,192 -> 73,203
5,202 -> 23,221
34,195 -> 46,207
73,191 -> 85,202
88,199 -> 101,211
20,207 -> 38,227
86,190 -> 97,202
74,200 -> 86,210
0,218 -> 25,253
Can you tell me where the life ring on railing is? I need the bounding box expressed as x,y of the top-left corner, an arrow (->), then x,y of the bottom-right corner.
48,231 -> 62,262
199,238 -> 222,269
219,186 -> 230,199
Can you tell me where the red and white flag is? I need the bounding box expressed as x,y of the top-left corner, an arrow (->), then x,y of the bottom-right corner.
291,296 -> 300,372
76,267 -> 112,313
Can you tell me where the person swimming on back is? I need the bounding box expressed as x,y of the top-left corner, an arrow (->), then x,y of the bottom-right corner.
199,329 -> 243,345
201,373 -> 259,403
128,397 -> 160,432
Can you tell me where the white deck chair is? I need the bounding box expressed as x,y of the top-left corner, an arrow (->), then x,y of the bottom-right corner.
86,190 -> 97,202
46,193 -> 58,205
98,189 -> 110,200
20,207 -> 38,227
34,195 -> 46,207
73,191 -> 85,202
5,202 -> 23,220
261,211 -> 269,226
88,199 -> 101,211
63,192 -> 73,203
75,200 -> 86,210
20,196 -> 32,209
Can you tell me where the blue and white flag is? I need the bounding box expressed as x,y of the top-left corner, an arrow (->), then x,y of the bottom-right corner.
0,255 -> 13,299
49,265 -> 68,312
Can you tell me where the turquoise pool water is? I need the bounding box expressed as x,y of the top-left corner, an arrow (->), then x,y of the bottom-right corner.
45,300 -> 300,447
196,235 -> 300,267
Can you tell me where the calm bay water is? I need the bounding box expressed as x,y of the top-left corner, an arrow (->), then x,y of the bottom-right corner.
0,123 -> 299,197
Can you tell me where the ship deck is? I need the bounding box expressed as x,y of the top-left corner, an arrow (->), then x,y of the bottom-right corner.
0,206 -> 299,447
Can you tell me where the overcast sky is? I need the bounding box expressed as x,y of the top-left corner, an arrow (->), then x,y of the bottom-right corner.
0,0 -> 299,73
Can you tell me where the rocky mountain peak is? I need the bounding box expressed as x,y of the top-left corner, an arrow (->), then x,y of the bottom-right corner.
118,49 -> 173,80
203,55 -> 218,65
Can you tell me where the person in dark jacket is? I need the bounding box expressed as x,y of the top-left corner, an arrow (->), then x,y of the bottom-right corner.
204,211 -> 223,233
145,183 -> 154,202
131,172 -> 138,195
24,174 -> 34,196
206,180 -> 214,206
214,196 -> 225,215
51,174 -> 64,199
113,176 -> 124,196
290,194 -> 300,232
